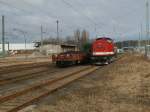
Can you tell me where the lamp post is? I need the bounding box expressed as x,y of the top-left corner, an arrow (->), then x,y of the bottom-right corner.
56,20 -> 59,44
13,28 -> 27,59
40,25 -> 46,54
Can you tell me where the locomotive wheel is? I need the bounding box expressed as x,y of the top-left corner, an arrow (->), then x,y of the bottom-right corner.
56,61 -> 60,67
56,61 -> 65,67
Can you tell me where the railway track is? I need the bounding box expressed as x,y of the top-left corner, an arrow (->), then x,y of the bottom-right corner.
0,66 -> 98,112
0,66 -> 87,95
0,69 -> 60,86
0,62 -> 50,74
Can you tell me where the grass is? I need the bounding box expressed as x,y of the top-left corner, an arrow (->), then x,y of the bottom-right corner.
32,53 -> 150,112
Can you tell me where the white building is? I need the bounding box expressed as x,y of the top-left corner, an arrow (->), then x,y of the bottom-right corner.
0,43 -> 35,51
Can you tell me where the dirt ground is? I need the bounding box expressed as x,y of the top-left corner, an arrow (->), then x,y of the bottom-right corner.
25,53 -> 150,112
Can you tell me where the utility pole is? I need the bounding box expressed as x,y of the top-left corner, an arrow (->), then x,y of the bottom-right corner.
146,0 -> 149,45
2,15 -> 5,57
13,28 -> 27,59
140,24 -> 143,47
139,31 -> 141,51
56,20 -> 59,44
7,41 -> 9,54
95,24 -> 97,38
23,34 -> 27,52
138,24 -> 143,51
41,25 -> 44,49
113,25 -> 116,42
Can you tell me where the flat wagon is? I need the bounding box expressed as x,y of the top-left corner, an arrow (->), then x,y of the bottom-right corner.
52,51 -> 87,67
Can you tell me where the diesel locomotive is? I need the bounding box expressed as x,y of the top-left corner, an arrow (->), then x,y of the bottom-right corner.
90,37 -> 117,64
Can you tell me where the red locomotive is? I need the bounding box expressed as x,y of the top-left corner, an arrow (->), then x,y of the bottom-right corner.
90,37 -> 117,64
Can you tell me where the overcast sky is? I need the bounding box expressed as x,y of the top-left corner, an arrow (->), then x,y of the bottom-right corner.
0,0 -> 148,43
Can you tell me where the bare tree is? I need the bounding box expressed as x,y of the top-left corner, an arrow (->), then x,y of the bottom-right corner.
81,29 -> 89,46
74,29 -> 81,43
74,29 -> 81,50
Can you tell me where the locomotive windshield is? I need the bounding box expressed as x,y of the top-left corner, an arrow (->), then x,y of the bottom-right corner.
96,37 -> 113,43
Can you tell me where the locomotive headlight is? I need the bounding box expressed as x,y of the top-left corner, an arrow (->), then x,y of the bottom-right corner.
66,54 -> 70,57
107,40 -> 112,43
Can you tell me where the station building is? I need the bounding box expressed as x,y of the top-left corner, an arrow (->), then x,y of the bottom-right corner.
39,43 -> 78,55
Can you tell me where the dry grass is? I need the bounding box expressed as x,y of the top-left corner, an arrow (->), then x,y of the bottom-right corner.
32,53 -> 150,112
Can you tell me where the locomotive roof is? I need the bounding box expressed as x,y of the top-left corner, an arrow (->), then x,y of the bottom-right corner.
60,51 -> 83,54
96,37 -> 113,41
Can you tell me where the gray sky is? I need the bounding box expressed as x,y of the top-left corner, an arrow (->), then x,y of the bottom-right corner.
0,0 -> 147,43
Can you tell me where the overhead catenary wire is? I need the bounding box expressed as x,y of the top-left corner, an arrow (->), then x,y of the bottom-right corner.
0,1 -> 34,15
20,0 -> 87,30
60,0 -> 101,37
0,0 -> 94,30
60,0 -> 97,26
16,0 -> 93,30
0,1 -> 60,27
0,0 -> 99,40
0,1 -> 58,41
1,1 -> 83,41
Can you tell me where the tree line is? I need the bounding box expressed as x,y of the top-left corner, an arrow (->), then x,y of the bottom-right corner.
116,40 -> 150,49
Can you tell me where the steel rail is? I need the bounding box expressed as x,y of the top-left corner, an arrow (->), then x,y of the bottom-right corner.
0,69 -> 59,86
0,66 -> 98,112
0,62 -> 50,74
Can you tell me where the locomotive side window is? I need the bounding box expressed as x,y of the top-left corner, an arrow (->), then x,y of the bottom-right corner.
96,38 -> 113,42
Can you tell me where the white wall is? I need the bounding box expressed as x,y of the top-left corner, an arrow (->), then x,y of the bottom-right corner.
0,43 -> 35,51
40,44 -> 61,55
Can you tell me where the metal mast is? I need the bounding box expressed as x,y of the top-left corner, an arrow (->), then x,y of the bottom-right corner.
41,25 -> 44,48
2,15 -> 5,56
56,20 -> 59,44
141,24 -> 143,46
146,0 -> 149,45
